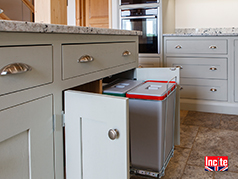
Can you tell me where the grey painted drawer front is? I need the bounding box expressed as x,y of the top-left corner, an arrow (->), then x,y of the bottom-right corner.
0,45 -> 53,96
62,42 -> 136,80
235,40 -> 238,102
180,79 -> 227,101
167,58 -> 227,79
166,39 -> 227,54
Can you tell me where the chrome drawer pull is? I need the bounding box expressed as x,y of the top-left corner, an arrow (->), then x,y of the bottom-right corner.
0,63 -> 32,76
122,50 -> 131,57
78,55 -> 94,63
0,9 -> 3,14
175,45 -> 182,49
176,65 -> 183,69
210,88 -> 217,92
209,45 -> 217,49
210,67 -> 217,71
108,129 -> 119,140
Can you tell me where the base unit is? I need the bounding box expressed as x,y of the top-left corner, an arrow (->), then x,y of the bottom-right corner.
0,95 -> 54,179
164,36 -> 238,115
64,68 -> 180,179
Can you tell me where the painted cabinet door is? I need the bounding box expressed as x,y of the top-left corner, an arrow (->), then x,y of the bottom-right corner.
65,90 -> 129,179
235,40 -> 238,102
64,67 -> 180,179
0,95 -> 54,179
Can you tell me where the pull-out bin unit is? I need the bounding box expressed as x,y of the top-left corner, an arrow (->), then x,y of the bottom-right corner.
127,80 -> 177,178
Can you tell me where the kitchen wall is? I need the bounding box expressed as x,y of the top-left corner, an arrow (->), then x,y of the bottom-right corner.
175,0 -> 238,28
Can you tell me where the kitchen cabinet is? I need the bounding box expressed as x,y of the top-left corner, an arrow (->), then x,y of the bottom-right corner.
235,40 -> 238,102
164,36 -> 238,115
0,21 -> 179,179
65,68 -> 180,179
0,95 -> 54,179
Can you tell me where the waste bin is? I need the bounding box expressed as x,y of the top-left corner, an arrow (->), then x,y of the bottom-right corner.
126,79 -> 177,178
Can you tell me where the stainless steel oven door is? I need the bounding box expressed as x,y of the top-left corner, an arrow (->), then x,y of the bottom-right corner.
121,0 -> 159,5
121,8 -> 159,53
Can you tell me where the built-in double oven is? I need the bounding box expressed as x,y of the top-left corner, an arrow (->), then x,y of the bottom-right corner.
120,0 -> 160,54
121,0 -> 159,5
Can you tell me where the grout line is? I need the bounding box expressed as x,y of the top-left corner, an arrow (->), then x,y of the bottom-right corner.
179,126 -> 201,179
218,113 -> 223,129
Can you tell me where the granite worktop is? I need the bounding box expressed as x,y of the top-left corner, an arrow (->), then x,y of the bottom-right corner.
0,20 -> 142,36
163,27 -> 238,37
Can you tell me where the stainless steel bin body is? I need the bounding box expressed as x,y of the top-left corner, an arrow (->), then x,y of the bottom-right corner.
126,81 -> 176,177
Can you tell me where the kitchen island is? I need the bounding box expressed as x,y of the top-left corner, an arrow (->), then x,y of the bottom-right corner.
164,28 -> 238,115
0,20 -> 180,179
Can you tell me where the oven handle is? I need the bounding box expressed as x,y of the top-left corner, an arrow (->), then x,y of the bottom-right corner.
121,15 -> 156,19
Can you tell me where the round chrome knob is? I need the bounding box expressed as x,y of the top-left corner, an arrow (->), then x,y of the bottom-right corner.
108,129 -> 119,140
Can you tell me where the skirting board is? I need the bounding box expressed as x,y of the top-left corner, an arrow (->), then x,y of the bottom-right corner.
180,99 -> 238,115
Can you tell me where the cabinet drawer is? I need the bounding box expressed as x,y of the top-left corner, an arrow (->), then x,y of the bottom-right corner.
180,79 -> 227,101
166,39 -> 227,54
62,42 -> 136,80
167,57 -> 227,79
0,45 -> 53,96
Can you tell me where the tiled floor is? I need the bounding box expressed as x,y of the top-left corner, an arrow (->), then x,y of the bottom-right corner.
131,110 -> 238,179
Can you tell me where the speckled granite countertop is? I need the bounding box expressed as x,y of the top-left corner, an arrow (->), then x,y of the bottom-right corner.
163,27 -> 238,37
0,20 -> 142,36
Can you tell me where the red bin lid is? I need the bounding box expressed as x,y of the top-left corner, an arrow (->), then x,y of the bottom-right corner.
126,80 -> 176,100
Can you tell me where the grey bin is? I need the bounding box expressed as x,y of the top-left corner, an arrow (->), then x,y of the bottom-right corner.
103,79 -> 143,97
126,81 -> 177,178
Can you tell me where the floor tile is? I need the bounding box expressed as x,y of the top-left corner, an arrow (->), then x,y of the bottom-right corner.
220,114 -> 238,131
179,125 -> 199,148
161,147 -> 191,179
181,165 -> 213,179
214,171 -> 238,179
182,111 -> 221,128
187,127 -> 238,172
180,110 -> 189,124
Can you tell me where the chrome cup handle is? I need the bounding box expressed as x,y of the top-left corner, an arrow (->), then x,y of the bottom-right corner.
122,50 -> 131,57
78,55 -> 94,63
0,63 -> 32,76
210,88 -> 217,92
209,45 -> 217,49
175,65 -> 183,69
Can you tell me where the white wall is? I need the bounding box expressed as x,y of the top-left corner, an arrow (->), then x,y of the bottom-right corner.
67,0 -> 76,26
175,0 -> 238,28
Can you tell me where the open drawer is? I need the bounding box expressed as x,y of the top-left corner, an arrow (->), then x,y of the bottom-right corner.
64,67 -> 180,179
